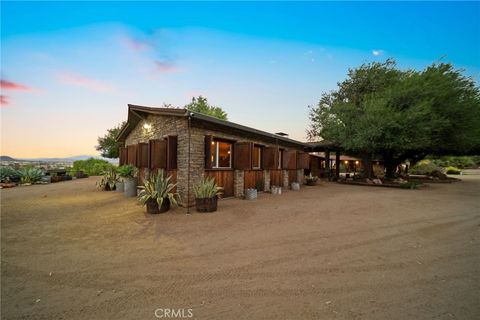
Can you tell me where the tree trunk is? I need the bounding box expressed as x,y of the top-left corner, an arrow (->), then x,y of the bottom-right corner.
361,153 -> 374,179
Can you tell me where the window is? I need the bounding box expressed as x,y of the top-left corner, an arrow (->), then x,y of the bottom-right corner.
210,140 -> 232,168
253,145 -> 262,169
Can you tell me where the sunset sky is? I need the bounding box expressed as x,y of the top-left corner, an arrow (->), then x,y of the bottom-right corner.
1,1 -> 479,158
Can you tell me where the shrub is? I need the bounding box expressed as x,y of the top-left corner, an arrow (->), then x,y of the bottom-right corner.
96,167 -> 118,191
19,168 -> 45,184
139,170 -> 180,206
0,166 -> 21,183
410,160 -> 440,175
446,166 -> 462,175
117,165 -> 137,178
72,158 -> 113,176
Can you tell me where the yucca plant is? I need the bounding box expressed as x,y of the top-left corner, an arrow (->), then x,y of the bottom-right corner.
138,170 -> 180,213
193,177 -> 223,199
193,177 -> 223,213
96,166 -> 118,191
19,167 -> 44,184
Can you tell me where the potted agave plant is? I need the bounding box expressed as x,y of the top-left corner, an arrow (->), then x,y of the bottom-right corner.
121,165 -> 138,197
193,177 -> 223,212
116,165 -> 135,193
96,167 -> 118,191
305,173 -> 319,186
138,170 -> 180,214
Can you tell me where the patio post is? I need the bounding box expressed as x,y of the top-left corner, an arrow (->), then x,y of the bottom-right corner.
335,150 -> 340,180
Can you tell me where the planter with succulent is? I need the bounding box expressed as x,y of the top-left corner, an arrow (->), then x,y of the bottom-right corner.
138,170 -> 180,214
305,173 -> 319,186
96,167 -> 118,191
193,177 -> 223,212
116,165 -> 134,193
119,165 -> 138,197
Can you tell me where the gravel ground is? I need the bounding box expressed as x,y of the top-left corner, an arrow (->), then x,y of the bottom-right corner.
1,175 -> 479,320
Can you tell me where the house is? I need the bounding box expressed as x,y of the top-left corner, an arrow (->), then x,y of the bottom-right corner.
116,104 -> 319,206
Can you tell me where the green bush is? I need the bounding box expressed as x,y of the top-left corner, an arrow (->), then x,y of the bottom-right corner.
426,156 -> 479,169
446,166 -> 462,175
410,160 -> 440,175
0,166 -> 21,183
71,158 -> 114,176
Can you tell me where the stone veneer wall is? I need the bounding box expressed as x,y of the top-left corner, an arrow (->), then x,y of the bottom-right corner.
124,114 -> 304,206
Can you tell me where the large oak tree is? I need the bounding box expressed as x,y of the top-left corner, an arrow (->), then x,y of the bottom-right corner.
308,60 -> 480,178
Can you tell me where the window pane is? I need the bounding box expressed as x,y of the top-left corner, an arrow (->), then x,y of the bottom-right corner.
253,146 -> 261,168
210,140 -> 217,168
217,141 -> 231,168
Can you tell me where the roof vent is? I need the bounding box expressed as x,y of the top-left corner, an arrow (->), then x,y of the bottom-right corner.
275,132 -> 289,137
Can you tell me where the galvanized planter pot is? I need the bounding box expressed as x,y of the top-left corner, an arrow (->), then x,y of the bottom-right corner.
124,177 -> 137,197
271,186 -> 282,195
291,182 -> 300,191
115,181 -> 125,192
245,188 -> 257,200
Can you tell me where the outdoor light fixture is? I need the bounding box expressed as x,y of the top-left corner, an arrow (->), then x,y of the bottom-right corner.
355,161 -> 359,165
344,160 -> 348,164
143,123 -> 152,130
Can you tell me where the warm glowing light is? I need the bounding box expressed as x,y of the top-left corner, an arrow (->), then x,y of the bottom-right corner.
355,161 -> 359,165
344,160 -> 348,164
143,123 -> 152,130
211,141 -> 215,145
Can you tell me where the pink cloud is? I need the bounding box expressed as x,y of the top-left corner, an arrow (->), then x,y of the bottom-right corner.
154,60 -> 179,73
58,72 -> 113,92
0,80 -> 35,92
0,95 -> 9,106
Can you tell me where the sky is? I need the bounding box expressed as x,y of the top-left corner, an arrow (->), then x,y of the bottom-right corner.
1,1 -> 479,158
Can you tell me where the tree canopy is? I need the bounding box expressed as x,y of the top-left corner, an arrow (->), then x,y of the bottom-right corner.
95,122 -> 126,159
308,60 -> 480,178
185,96 -> 228,120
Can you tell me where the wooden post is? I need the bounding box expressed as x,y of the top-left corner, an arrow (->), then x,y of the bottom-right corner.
325,149 -> 330,180
335,151 -> 340,180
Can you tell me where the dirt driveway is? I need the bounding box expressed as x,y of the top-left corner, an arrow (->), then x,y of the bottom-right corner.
1,175 -> 479,319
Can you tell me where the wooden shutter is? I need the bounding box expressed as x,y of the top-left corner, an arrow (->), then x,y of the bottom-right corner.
136,143 -> 149,168
263,147 -> 278,170
149,139 -> 167,169
167,136 -> 177,170
234,142 -> 252,170
205,135 -> 213,169
296,151 -> 310,169
119,147 -> 127,166
127,144 -> 137,166
283,150 -> 297,170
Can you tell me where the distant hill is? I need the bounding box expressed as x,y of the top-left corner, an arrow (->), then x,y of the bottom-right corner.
1,155 -> 118,164
0,156 -> 24,162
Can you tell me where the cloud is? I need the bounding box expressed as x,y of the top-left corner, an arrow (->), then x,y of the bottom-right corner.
154,60 -> 179,73
372,50 -> 384,57
0,79 -> 35,91
0,95 -> 9,106
122,36 -> 152,52
58,72 -> 113,92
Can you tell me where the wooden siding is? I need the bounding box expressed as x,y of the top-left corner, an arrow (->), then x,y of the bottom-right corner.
244,170 -> 264,190
288,169 -> 297,184
205,170 -> 234,197
270,169 -> 283,187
